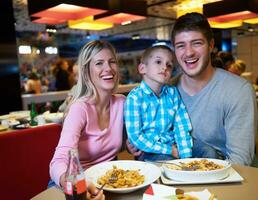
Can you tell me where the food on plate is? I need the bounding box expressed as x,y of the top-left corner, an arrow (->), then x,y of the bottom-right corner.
97,165 -> 145,188
165,159 -> 224,171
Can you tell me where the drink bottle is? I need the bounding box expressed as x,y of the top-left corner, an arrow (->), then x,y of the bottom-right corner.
30,102 -> 38,126
64,149 -> 87,200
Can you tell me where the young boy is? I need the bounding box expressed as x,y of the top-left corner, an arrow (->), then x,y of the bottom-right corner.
124,45 -> 192,161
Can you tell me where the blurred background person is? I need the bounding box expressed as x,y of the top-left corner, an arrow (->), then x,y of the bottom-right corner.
212,51 -> 235,70
24,71 -> 42,94
228,59 -> 246,76
52,59 -> 70,91
68,61 -> 78,88
58,62 -> 78,112
218,51 -> 235,70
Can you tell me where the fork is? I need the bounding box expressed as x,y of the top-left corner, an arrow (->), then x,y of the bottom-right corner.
147,160 -> 198,171
92,173 -> 118,197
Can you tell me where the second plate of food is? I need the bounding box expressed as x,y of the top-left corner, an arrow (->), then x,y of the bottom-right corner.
162,158 -> 231,182
84,160 -> 161,193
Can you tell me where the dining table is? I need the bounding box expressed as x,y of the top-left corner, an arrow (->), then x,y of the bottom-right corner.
31,164 -> 258,200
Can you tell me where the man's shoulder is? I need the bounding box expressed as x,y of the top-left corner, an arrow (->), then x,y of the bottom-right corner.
213,69 -> 255,100
216,68 -> 252,89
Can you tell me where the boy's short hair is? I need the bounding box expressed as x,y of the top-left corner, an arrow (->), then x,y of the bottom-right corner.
171,12 -> 214,45
140,45 -> 174,64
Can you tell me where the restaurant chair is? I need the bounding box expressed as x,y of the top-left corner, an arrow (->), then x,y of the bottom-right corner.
0,123 -> 62,200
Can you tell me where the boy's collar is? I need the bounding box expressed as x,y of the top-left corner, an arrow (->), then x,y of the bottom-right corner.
140,80 -> 168,96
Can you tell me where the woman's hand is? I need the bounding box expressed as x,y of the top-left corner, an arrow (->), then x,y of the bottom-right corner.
87,182 -> 105,200
126,140 -> 143,157
59,173 -> 66,188
60,174 -> 104,200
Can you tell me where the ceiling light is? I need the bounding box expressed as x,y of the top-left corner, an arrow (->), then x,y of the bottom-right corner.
244,17 -> 258,24
208,20 -> 243,29
94,0 -> 147,25
28,0 -> 109,25
203,0 -> 258,28
68,16 -> 113,31
175,0 -> 222,18
132,34 -> 140,40
19,45 -> 32,54
28,0 -> 147,28
31,3 -> 106,21
95,13 -> 146,25
31,17 -> 66,25
248,26 -> 254,32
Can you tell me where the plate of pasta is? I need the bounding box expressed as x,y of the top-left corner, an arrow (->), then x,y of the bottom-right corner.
84,160 -> 161,193
162,158 -> 231,182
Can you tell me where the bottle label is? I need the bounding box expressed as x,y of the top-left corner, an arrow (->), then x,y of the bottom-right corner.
64,181 -> 73,195
76,179 -> 87,194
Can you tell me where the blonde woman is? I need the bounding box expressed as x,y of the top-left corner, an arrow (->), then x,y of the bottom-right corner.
228,59 -> 246,76
49,40 -> 125,200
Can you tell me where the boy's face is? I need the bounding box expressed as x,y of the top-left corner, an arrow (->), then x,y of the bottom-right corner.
139,48 -> 173,86
174,30 -> 214,78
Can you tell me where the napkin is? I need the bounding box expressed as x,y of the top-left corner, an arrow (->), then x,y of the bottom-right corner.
142,183 -> 214,200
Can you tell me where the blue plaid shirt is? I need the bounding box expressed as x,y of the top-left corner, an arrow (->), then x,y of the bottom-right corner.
124,81 -> 193,158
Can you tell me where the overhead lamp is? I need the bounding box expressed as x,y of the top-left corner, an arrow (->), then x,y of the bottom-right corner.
27,0 -> 147,27
31,17 -> 66,25
95,13 -> 145,25
203,0 -> 258,27
175,0 -> 222,18
28,0 -> 109,24
94,0 -> 147,25
208,20 -> 243,29
30,3 -> 106,21
68,16 -> 113,31
244,17 -> 258,24
177,7 -> 203,18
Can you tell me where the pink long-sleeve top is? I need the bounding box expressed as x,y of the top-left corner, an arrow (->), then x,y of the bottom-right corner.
49,94 -> 125,186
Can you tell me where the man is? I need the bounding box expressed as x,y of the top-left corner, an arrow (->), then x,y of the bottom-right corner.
171,12 -> 257,165
127,12 -> 257,166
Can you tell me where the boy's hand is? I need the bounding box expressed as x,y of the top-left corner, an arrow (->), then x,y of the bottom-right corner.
171,144 -> 179,158
126,140 -> 143,157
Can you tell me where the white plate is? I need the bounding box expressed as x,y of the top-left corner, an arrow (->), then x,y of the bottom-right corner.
143,183 -> 216,200
161,167 -> 243,185
9,110 -> 30,119
84,160 -> 161,193
162,158 -> 231,182
44,112 -> 64,123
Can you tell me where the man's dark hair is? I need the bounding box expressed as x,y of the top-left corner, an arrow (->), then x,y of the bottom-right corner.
171,12 -> 213,45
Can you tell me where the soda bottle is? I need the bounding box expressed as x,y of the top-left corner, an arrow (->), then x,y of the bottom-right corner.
30,102 -> 38,126
64,149 -> 87,200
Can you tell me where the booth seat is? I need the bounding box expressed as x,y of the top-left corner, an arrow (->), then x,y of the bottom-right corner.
0,123 -> 62,200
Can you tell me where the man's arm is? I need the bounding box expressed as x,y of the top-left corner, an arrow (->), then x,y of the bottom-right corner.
225,82 -> 257,165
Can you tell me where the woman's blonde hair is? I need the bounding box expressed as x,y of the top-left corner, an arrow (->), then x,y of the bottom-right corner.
228,59 -> 246,76
71,40 -> 118,105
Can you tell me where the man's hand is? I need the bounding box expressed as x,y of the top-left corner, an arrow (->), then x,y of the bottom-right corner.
126,140 -> 143,157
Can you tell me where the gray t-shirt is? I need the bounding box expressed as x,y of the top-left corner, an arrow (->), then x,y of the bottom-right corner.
177,68 -> 257,165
